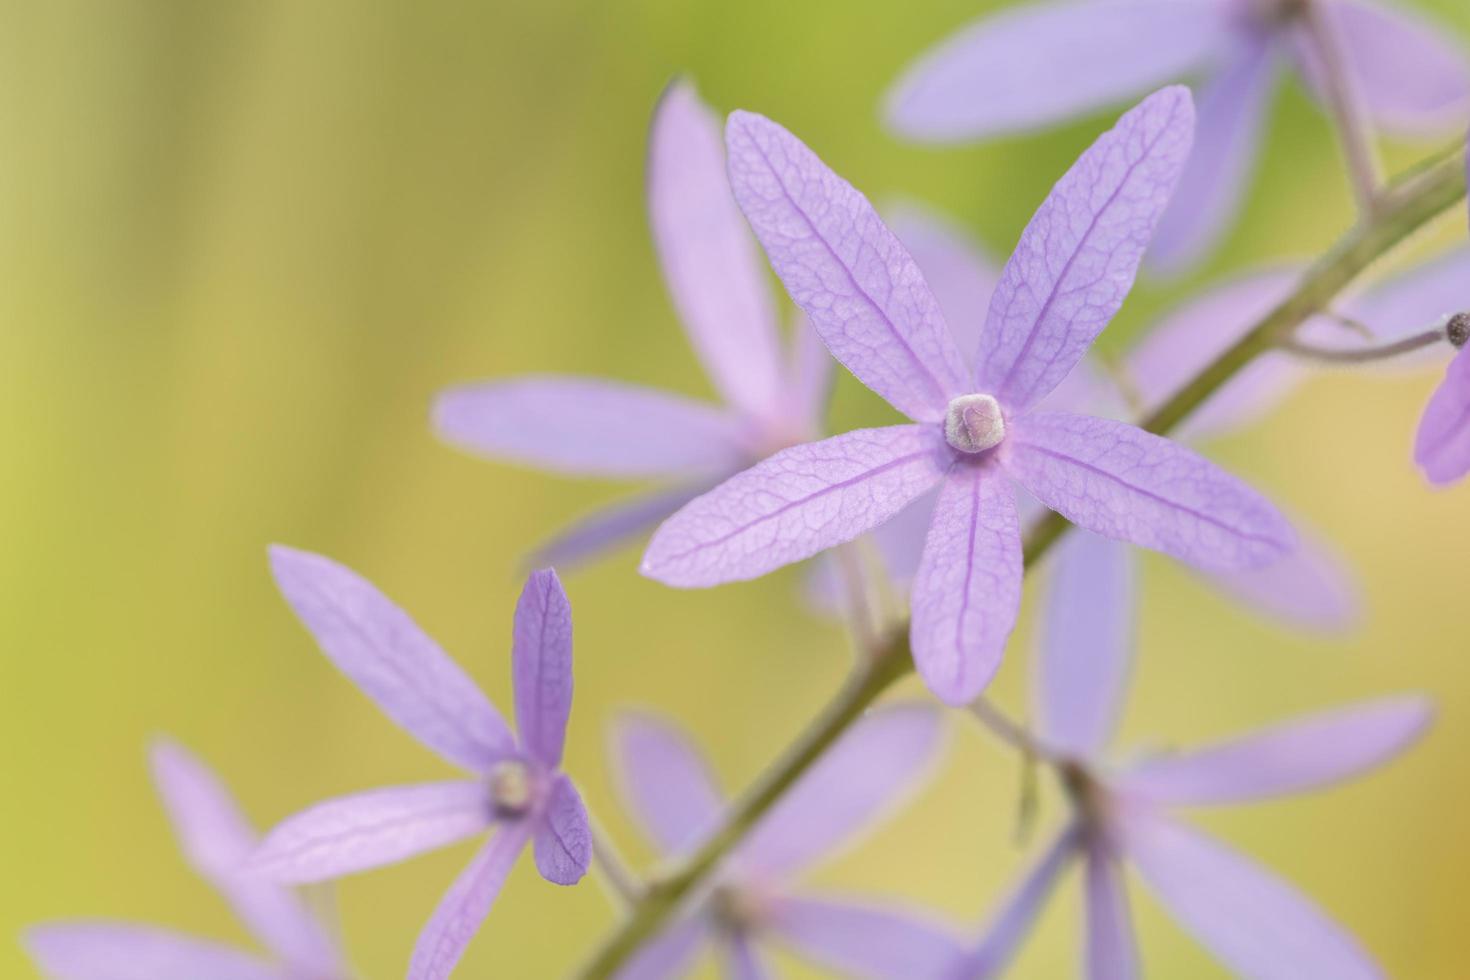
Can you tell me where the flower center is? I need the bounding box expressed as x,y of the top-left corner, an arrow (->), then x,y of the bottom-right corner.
711,884 -> 771,933
488,759 -> 535,817
944,393 -> 1006,454
1448,312 -> 1469,349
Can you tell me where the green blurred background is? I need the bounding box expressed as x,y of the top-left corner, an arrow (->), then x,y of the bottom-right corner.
4,1 -> 1469,976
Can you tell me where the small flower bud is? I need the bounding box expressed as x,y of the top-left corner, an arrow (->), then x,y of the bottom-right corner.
1447,312 -> 1469,349
944,393 -> 1006,454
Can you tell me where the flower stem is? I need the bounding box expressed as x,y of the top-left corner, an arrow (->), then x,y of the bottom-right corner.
1279,327 -> 1447,364
574,143 -> 1467,980
969,697 -> 1037,755
1304,0 -> 1383,213
588,811 -> 643,907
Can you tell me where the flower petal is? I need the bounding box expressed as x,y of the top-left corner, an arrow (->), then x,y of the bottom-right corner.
1199,520 -> 1361,632
253,782 -> 492,883
720,936 -> 777,980
804,487 -> 938,616
408,823 -> 532,980
1003,413 -> 1294,571
1120,811 -> 1383,980
610,711 -> 725,858
883,0 -> 1230,141
25,923 -> 286,980
1415,344 -> 1470,487
887,201 -> 1001,368
1083,845 -> 1140,980
1035,532 -> 1136,758
641,426 -> 951,587
527,483 -> 711,570
962,825 -> 1083,978
613,917 -> 710,980
649,80 -> 786,420
910,464 -> 1023,705
739,703 -> 946,879
976,87 -> 1196,413
149,740 -> 341,975
1148,41 -> 1278,274
725,111 -> 971,422
512,569 -> 575,768
766,895 -> 966,980
1118,695 -> 1431,807
533,774 -> 591,885
787,311 -> 837,432
433,377 -> 748,479
268,546 -> 513,772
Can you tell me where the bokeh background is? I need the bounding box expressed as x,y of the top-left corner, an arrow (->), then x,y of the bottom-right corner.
4,1 -> 1469,977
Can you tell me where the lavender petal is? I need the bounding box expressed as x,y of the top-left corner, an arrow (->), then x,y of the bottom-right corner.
610,711 -> 725,858
407,823 -> 532,980
512,569 -> 575,769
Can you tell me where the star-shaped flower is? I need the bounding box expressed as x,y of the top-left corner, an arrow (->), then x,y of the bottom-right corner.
642,87 -> 1295,705
27,739 -> 346,980
954,531 -> 1432,978
609,704 -> 963,979
884,0 -> 1470,272
431,80 -> 830,569
253,550 -> 591,980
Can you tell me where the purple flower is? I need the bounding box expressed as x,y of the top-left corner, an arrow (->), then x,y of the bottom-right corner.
642,87 -> 1295,705
955,531 -> 1433,979
884,0 -> 1470,272
431,80 -> 830,569
609,705 -> 964,979
254,549 -> 591,980
26,739 -> 346,980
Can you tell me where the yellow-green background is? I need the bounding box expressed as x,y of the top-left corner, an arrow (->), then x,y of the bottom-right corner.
4,1 -> 1468,977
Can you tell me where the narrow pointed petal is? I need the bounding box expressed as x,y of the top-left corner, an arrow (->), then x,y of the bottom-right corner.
910,464 -> 1023,705
641,426 -> 951,587
268,547 -> 513,772
433,377 -> 748,479
740,703 -> 945,879
1119,695 -> 1431,806
1003,413 -> 1294,571
610,711 -> 725,857
408,823 -> 532,980
1083,846 -> 1140,980
1120,811 -> 1383,980
527,483 -> 710,570
613,917 -> 710,980
1200,521 -> 1361,632
725,111 -> 971,422
976,87 -> 1196,412
788,311 -> 836,431
253,782 -> 492,883
649,81 -> 786,418
767,895 -> 966,980
887,201 -> 1001,368
1415,345 -> 1470,486
883,0 -> 1229,141
149,741 -> 341,975
25,923 -> 286,980
720,936 -> 777,980
1148,42 -> 1278,274
961,825 -> 1083,979
1036,532 -> 1136,757
533,774 -> 591,885
1297,0 -> 1470,133
512,569 -> 574,768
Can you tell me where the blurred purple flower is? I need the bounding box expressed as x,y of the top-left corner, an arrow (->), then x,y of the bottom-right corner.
610,704 -> 963,980
954,530 -> 1432,979
642,87 -> 1295,705
254,549 -> 590,980
26,739 -> 346,980
884,0 -> 1470,272
432,80 -> 831,569
1411,152 -> 1470,486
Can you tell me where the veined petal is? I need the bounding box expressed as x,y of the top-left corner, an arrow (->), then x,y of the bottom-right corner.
910,464 -> 1023,705
613,917 -> 710,980
528,483 -> 711,570
1035,532 -> 1136,758
765,895 -> 966,980
25,923 -> 286,980
725,111 -> 971,422
649,81 -> 786,419
739,703 -> 945,880
1119,695 -> 1431,806
961,825 -> 1083,979
887,201 -> 1001,369
1199,520 -> 1361,632
1083,845 -> 1140,980
533,774 -> 591,885
433,377 -> 749,479
883,0 -> 1231,141
512,569 -> 574,769
253,782 -> 492,883
268,547 -> 513,772
1120,811 -> 1383,980
976,87 -> 1196,412
641,426 -> 951,587
1148,41 -> 1278,274
610,711 -> 725,858
1003,413 -> 1294,571
149,741 -> 341,975
1415,344 -> 1470,487
408,823 -> 532,980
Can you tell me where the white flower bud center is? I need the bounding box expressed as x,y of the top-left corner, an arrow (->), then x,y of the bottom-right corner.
489,760 -> 534,816
944,394 -> 1006,454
